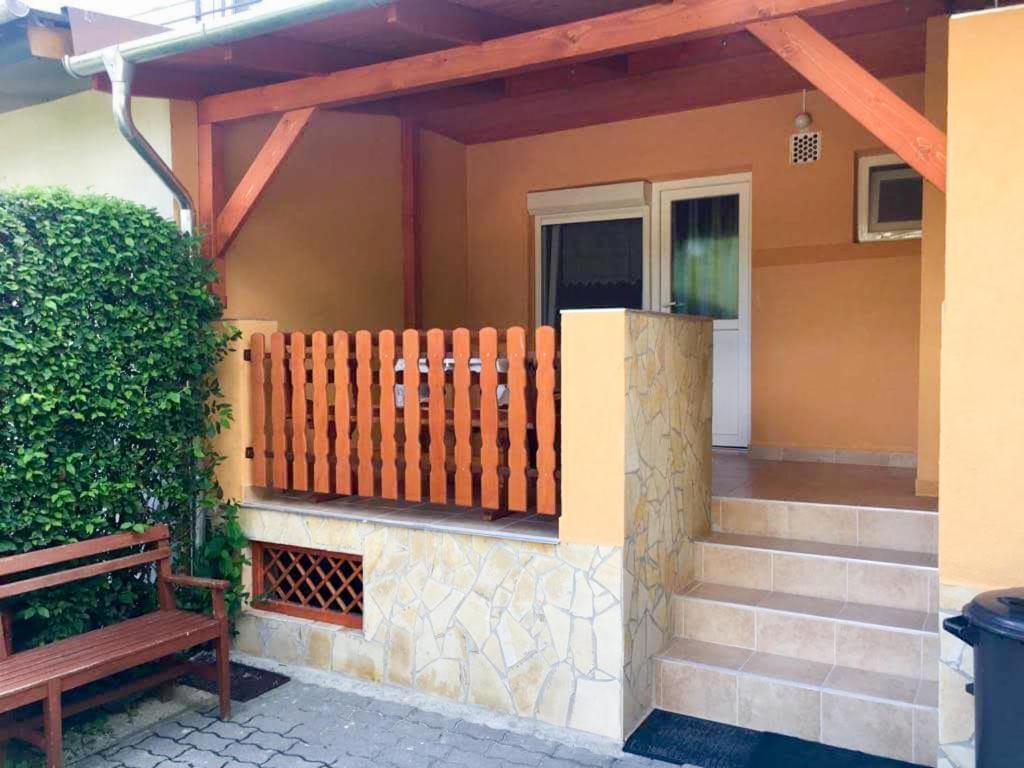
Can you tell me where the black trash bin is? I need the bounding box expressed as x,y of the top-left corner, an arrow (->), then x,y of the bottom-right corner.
943,588 -> 1024,768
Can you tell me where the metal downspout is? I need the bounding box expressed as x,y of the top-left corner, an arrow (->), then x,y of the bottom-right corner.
103,50 -> 195,235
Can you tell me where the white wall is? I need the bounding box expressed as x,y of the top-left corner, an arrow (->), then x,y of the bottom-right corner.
0,90 -> 175,218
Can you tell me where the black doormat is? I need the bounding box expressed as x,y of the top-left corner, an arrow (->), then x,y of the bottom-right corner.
181,652 -> 290,702
625,710 -> 920,768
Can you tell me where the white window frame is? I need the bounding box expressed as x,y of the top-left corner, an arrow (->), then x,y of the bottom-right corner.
857,152 -> 923,243
528,182 -> 653,326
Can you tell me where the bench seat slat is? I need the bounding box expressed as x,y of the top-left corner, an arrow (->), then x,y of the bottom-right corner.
0,610 -> 219,706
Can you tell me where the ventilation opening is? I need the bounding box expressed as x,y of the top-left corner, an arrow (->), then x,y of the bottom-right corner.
790,131 -> 822,165
251,541 -> 363,628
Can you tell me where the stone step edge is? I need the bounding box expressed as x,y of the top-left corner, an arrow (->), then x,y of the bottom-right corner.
655,647 -> 937,711
675,583 -> 938,636
696,534 -> 938,571
712,494 -> 938,516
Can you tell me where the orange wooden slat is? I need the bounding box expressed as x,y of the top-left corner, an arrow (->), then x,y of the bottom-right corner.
426,329 -> 447,503
479,327 -> 499,509
506,326 -> 528,512
290,331 -> 309,491
311,331 -> 330,493
333,331 -> 352,495
249,333 -> 268,487
378,330 -> 398,499
355,330 -> 374,496
452,327 -> 472,506
535,326 -> 557,515
402,329 -> 422,502
270,332 -> 288,490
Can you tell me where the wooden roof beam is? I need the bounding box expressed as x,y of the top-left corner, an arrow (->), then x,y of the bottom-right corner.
748,15 -> 946,191
197,0 -> 888,124
215,107 -> 318,257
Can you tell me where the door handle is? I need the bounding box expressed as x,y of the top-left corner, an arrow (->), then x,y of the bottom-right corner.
662,301 -> 680,309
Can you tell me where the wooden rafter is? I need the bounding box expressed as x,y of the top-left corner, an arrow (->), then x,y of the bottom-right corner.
401,120 -> 421,328
215,107 -> 318,258
385,0 -> 531,45
198,123 -> 225,300
197,0 -> 884,124
748,15 -> 946,191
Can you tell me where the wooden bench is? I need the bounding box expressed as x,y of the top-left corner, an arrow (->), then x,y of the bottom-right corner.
0,525 -> 231,768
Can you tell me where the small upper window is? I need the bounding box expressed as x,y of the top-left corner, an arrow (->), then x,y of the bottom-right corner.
857,153 -> 923,242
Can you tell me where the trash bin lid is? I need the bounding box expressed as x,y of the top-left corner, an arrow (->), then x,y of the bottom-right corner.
966,589 -> 1024,641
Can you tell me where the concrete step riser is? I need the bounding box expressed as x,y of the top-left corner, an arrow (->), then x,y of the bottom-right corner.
713,497 -> 937,555
698,542 -> 938,612
655,657 -> 937,766
671,595 -> 938,679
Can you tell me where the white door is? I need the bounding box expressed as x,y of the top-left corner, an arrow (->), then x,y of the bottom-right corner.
653,174 -> 751,447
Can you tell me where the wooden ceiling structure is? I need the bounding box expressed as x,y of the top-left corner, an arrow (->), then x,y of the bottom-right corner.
72,0 -> 999,320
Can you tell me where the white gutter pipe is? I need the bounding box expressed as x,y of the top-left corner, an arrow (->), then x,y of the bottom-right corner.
0,0 -> 29,25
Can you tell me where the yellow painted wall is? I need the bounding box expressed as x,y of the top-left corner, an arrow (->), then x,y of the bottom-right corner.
459,77 -> 925,454
939,5 -> 1024,588
222,111 -> 404,332
916,17 -> 949,497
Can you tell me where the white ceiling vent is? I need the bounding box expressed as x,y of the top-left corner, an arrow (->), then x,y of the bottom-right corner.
790,131 -> 822,165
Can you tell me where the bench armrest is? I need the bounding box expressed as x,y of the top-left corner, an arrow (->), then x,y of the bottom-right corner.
164,574 -> 230,591
163,574 -> 231,619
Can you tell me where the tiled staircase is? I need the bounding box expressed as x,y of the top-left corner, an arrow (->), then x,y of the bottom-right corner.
656,496 -> 939,766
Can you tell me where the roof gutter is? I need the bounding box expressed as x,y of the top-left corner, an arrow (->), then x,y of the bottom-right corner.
62,0 -> 391,78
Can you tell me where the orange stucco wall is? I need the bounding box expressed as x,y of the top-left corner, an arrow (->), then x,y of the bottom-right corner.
221,111 -> 404,332
939,5 -> 1024,589
178,77 -> 927,457
457,76 -> 925,454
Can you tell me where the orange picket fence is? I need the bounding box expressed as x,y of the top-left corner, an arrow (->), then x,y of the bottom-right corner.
247,327 -> 560,515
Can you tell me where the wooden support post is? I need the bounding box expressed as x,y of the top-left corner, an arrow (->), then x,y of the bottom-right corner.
748,15 -> 947,192
216,107 -> 318,256
401,120 -> 422,329
198,122 -> 226,301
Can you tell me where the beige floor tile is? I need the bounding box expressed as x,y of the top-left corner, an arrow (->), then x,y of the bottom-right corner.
847,562 -> 931,612
822,692 -> 915,762
915,706 -> 939,767
742,651 -> 831,686
772,552 -> 847,601
939,665 -> 975,745
687,582 -> 769,606
720,499 -> 788,537
786,503 -> 858,546
759,591 -> 844,618
917,679 -> 939,707
835,624 -> 922,677
738,675 -> 822,741
756,610 -> 836,665
858,508 -> 938,554
658,660 -> 739,723
684,598 -> 756,648
922,635 -> 939,681
661,638 -> 753,670
839,602 -> 929,631
700,544 -> 772,590
825,665 -> 919,704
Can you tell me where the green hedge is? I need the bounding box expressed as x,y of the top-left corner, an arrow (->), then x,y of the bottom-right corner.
0,188 -> 242,648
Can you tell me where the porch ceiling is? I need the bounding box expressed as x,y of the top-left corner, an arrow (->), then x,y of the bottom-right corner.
81,0 -> 1007,143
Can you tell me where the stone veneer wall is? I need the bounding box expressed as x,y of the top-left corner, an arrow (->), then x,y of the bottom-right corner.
621,312 -> 713,735
938,583 -> 982,768
236,508 -> 626,739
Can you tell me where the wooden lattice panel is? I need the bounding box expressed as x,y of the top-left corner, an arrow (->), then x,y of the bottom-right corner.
250,541 -> 363,628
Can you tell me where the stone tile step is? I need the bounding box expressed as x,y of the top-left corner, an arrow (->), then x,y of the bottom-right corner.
695,534 -> 938,612
655,638 -> 938,766
671,583 -> 938,679
712,496 -> 937,555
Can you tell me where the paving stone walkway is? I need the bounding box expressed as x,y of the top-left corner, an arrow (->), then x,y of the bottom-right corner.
72,678 -> 677,768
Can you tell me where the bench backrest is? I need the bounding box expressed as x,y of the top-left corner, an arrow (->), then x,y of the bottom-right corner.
0,524 -> 171,601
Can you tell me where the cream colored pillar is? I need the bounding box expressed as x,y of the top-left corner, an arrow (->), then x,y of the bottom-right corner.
213,318 -> 279,502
